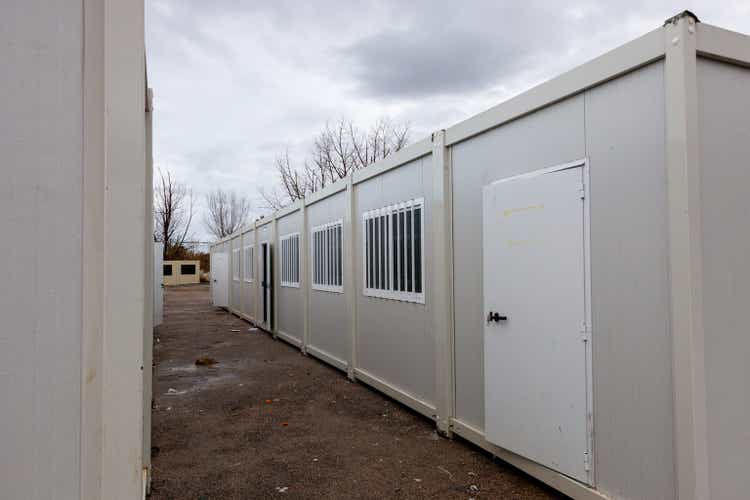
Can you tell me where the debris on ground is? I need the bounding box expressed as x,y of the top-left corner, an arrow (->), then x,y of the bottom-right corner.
230,329 -> 241,332
437,466 -> 454,481
469,484 -> 480,493
167,388 -> 178,394
151,284 -> 563,500
195,356 -> 218,366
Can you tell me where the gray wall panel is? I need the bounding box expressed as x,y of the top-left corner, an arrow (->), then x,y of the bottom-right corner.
277,212 -> 303,340
0,3 -> 84,499
451,95 -> 585,429
355,156 -> 436,405
698,57 -> 750,500
307,192 -> 349,363
586,62 -> 673,500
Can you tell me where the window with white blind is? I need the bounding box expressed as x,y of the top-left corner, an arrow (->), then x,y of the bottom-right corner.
280,233 -> 300,287
363,198 -> 424,303
243,244 -> 254,282
232,248 -> 240,281
311,220 -> 343,293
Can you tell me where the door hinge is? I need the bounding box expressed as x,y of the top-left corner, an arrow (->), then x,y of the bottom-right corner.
580,321 -> 591,342
579,182 -> 586,200
583,451 -> 591,472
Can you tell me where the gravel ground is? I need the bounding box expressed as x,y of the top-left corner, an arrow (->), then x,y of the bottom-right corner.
150,283 -> 566,500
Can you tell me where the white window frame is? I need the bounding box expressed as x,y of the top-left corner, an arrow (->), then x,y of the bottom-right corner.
280,232 -> 300,288
232,247 -> 240,281
311,220 -> 344,293
243,244 -> 254,283
362,198 -> 425,304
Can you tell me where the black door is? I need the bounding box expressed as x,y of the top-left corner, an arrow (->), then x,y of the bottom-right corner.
268,247 -> 274,330
261,243 -> 274,329
262,243 -> 268,323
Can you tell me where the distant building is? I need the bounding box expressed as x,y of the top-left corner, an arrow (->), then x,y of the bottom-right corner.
163,260 -> 201,286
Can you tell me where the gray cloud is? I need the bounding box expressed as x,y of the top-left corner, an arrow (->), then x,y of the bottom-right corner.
342,28 -> 527,97
340,2 -> 569,98
146,0 -> 750,240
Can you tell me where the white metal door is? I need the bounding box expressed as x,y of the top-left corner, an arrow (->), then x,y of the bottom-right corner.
153,243 -> 163,327
483,163 -> 591,483
211,253 -> 229,307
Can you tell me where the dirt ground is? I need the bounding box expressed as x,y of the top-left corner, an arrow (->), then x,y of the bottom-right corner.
150,284 -> 566,500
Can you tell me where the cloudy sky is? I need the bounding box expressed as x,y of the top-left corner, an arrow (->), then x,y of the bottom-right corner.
146,1 -> 749,241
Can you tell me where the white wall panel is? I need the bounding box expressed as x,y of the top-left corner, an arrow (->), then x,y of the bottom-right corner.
0,3 -> 84,498
698,57 -> 750,500
277,212 -> 303,341
585,61 -> 673,500
307,192 -> 349,364
451,95 -> 585,430
355,156 -> 436,405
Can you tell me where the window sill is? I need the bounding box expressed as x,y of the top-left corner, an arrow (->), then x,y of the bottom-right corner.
363,289 -> 425,304
312,285 -> 344,294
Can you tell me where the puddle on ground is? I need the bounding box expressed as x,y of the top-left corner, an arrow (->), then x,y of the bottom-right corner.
168,364 -> 198,373
162,372 -> 240,397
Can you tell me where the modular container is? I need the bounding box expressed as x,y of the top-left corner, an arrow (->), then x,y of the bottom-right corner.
211,13 -> 750,500
162,259 -> 201,286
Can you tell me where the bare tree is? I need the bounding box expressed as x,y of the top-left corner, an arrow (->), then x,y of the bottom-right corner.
203,188 -> 252,239
154,168 -> 194,259
260,117 -> 410,212
350,117 -> 410,169
257,186 -> 289,212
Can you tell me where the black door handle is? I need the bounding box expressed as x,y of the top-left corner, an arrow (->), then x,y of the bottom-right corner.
487,311 -> 508,323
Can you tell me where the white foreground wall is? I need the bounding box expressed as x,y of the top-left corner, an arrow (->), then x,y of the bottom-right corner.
1,1 -> 150,499
696,55 -> 750,500
210,14 -> 750,500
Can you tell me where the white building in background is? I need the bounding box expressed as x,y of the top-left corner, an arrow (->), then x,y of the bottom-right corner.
1,1 -> 154,499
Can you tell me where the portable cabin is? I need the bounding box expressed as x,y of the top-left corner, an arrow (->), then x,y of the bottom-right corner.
1,2 -> 154,499
163,259 -> 201,286
211,13 -> 750,500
